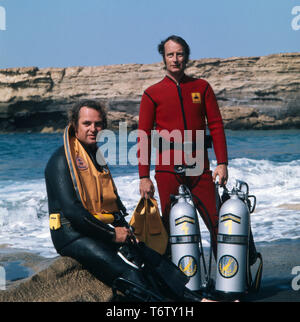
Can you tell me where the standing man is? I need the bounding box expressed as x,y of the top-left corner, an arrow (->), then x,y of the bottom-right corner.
138,35 -> 228,257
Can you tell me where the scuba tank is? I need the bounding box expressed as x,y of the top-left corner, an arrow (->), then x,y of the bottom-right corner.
215,180 -> 261,300
169,184 -> 202,291
112,210 -> 204,302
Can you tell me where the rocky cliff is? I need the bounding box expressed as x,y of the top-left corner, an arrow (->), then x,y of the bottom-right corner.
0,52 -> 299,132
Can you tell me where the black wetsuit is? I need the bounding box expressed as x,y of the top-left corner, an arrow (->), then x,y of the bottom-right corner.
45,145 -> 205,302
44,145 -> 146,287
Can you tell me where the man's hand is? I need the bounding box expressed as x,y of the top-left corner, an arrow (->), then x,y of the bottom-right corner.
139,177 -> 155,199
114,226 -> 132,243
212,164 -> 228,186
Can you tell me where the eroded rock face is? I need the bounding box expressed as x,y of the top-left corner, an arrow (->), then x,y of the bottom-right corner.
188,54 -> 300,116
0,53 -> 299,132
220,106 -> 300,130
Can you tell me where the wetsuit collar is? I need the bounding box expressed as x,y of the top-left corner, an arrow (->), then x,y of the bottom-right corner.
78,140 -> 104,172
81,141 -> 98,155
165,73 -> 188,85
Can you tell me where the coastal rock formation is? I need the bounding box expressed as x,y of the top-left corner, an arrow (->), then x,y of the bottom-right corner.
220,106 -> 300,130
0,52 -> 299,132
0,256 -> 113,302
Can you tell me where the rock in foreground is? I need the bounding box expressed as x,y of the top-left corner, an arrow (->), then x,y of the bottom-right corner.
0,256 -> 113,302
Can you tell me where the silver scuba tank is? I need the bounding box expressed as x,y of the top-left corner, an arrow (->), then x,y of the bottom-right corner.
215,180 -> 255,299
169,185 -> 202,291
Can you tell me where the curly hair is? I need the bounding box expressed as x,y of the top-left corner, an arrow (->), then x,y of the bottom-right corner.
158,35 -> 190,64
68,100 -> 107,130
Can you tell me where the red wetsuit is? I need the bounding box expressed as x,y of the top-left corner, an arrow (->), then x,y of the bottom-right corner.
138,75 -> 228,256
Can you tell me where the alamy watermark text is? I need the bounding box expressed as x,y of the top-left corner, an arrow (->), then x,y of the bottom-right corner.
95,122 -> 205,176
291,6 -> 300,30
0,265 -> 5,290
291,266 -> 300,291
0,5 -> 6,31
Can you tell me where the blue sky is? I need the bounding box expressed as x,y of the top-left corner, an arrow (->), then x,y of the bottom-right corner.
0,0 -> 299,68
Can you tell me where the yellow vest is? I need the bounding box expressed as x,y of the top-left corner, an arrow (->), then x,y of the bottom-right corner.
63,125 -> 119,224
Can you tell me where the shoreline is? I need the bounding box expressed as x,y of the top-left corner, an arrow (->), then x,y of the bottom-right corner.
247,239 -> 300,302
0,239 -> 299,302
1,126 -> 300,136
0,119 -> 300,134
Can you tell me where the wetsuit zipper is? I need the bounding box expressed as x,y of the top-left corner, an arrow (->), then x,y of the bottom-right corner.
176,83 -> 188,131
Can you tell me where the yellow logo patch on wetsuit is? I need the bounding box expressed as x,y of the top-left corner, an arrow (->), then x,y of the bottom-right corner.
49,213 -> 61,230
191,92 -> 201,104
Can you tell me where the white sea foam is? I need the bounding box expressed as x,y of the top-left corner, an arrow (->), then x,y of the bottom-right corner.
0,180 -> 55,257
0,158 -> 299,258
223,159 -> 300,243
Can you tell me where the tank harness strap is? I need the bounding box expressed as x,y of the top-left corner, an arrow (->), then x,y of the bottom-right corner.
169,234 -> 200,244
217,234 -> 248,245
248,252 -> 263,292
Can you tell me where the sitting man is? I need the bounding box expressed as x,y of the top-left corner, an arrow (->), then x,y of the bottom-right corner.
44,100 -> 208,302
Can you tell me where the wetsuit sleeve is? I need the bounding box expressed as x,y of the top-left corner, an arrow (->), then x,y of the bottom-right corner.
138,91 -> 156,178
45,147 -> 116,241
204,83 -> 228,165
111,178 -> 129,226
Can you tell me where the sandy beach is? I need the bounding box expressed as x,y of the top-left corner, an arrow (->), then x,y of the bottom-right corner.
245,239 -> 300,302
0,239 -> 299,302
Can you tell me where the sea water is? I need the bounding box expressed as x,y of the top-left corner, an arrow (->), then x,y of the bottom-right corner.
0,130 -> 299,258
